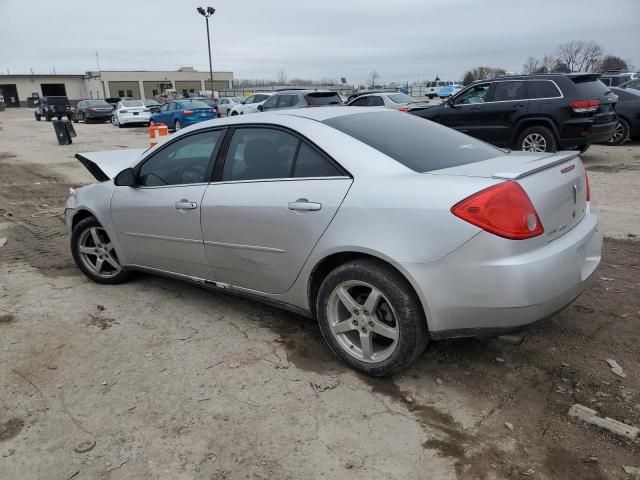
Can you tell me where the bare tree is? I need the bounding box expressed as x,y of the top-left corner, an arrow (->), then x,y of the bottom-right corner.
557,40 -> 603,72
368,70 -> 380,88
598,55 -> 628,73
276,69 -> 287,85
522,57 -> 541,75
464,66 -> 507,81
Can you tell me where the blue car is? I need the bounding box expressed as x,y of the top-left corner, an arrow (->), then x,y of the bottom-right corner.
437,84 -> 462,98
150,99 -> 217,131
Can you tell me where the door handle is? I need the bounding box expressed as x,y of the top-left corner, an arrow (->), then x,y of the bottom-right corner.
513,104 -> 525,108
175,200 -> 197,210
288,199 -> 322,211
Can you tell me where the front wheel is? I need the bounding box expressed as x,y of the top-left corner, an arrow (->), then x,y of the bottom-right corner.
316,259 -> 429,376
517,126 -> 557,153
231,111 -> 239,116
71,217 -> 131,285
174,120 -> 182,131
607,119 -> 630,146
35,113 -> 42,121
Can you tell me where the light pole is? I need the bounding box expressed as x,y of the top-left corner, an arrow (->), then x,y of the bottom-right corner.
197,6 -> 216,98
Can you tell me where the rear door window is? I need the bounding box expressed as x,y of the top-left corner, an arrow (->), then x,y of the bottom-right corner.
324,111 -> 504,172
350,97 -> 369,106
492,81 -> 527,101
368,96 -> 384,106
528,80 -> 562,99
276,95 -> 298,108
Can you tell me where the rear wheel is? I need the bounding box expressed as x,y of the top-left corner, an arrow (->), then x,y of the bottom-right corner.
517,126 -> 557,153
57,115 -> 62,120
174,120 -> 182,131
231,111 -> 239,116
35,113 -> 41,121
71,217 -> 130,285
316,259 -> 429,376
72,114 -> 78,123
45,114 -> 52,121
607,119 -> 630,146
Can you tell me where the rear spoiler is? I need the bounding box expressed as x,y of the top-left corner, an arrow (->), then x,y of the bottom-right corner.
493,151 -> 580,180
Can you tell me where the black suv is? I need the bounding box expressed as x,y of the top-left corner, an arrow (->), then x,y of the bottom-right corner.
260,89 -> 343,111
35,96 -> 73,121
410,74 -> 618,152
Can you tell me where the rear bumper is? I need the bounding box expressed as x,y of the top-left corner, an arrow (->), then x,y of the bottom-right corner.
86,112 -> 112,119
119,113 -> 151,124
402,211 -> 602,338
559,119 -> 617,147
183,116 -> 216,126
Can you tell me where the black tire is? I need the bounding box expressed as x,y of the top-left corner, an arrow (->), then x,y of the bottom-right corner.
67,114 -> 73,122
57,115 -> 62,120
71,217 -> 131,285
72,114 -> 78,124
427,94 -> 435,99
606,119 -> 630,146
174,120 -> 181,131
516,125 -> 557,153
231,111 -> 239,116
45,115 -> 52,122
316,259 -> 429,376
35,113 -> 41,121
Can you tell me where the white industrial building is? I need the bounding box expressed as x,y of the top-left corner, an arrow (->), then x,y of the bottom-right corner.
0,67 -> 233,107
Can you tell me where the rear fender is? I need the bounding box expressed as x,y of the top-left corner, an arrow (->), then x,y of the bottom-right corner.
512,116 -> 560,146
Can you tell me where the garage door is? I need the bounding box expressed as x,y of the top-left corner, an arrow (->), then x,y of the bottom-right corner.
0,84 -> 20,107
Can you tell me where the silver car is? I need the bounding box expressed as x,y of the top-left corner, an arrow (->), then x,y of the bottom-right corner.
347,92 -> 428,111
66,108 -> 601,376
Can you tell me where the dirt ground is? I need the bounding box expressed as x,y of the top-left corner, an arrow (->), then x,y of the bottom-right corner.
0,108 -> 638,480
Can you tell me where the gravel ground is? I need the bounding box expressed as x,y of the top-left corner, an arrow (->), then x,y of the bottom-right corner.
0,108 -> 639,480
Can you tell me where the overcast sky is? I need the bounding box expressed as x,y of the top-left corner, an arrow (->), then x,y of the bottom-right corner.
1,0 -> 638,84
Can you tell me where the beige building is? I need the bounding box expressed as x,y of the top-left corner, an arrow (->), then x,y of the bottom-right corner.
0,67 -> 233,107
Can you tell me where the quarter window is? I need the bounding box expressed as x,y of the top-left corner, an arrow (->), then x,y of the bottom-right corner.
262,96 -> 278,109
350,97 -> 369,106
138,131 -> 222,186
293,143 -> 341,178
527,80 -> 561,99
369,96 -> 384,106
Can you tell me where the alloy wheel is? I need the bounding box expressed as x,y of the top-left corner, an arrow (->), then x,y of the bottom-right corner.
522,133 -> 548,152
77,227 -> 122,279
608,122 -> 626,144
327,280 -> 399,363
175,121 -> 181,131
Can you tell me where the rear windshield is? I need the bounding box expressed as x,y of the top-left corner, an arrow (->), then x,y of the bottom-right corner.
86,100 -> 110,106
571,77 -> 611,96
179,100 -> 209,108
387,93 -> 415,104
122,101 -> 144,107
323,111 -> 503,172
305,92 -> 342,105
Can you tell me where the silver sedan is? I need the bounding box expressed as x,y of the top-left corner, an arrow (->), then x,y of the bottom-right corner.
66,107 -> 601,375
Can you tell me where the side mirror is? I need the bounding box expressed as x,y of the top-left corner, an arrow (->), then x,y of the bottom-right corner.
114,168 -> 136,187
257,104 -> 264,111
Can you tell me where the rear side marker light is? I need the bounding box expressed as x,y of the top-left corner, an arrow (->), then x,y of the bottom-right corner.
570,99 -> 600,113
451,181 -> 544,240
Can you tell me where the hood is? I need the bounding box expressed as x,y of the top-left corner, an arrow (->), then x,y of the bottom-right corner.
75,148 -> 146,181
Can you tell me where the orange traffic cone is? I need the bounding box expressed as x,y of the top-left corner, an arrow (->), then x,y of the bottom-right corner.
149,123 -> 168,147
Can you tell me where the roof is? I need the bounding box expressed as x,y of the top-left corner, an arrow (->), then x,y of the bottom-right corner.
275,105 -> 386,122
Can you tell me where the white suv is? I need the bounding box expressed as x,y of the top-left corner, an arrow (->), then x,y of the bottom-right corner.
229,93 -> 274,115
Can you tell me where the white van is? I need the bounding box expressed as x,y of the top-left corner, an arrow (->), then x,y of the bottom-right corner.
425,81 -> 455,99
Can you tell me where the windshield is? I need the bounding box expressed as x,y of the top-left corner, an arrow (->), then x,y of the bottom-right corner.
323,111 -> 504,173
387,93 -> 415,104
122,101 -> 144,107
178,100 -> 210,109
144,100 -> 160,106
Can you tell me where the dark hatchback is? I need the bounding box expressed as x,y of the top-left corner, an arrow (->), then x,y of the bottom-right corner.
410,73 -> 618,152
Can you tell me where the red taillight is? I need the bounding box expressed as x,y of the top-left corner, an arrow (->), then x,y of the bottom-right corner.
584,169 -> 591,201
570,99 -> 600,113
183,110 -> 194,115
398,106 -> 410,112
451,181 -> 544,240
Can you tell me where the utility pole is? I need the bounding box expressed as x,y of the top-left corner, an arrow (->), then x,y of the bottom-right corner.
197,7 -> 216,98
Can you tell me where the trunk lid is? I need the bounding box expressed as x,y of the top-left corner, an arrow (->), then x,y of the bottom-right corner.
75,148 -> 146,181
432,151 -> 588,242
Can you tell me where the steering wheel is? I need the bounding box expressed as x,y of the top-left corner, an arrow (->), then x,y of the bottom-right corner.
180,161 -> 207,184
